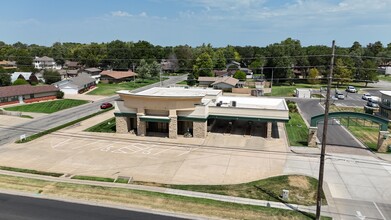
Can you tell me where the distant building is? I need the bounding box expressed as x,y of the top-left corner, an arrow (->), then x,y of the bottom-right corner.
0,84 -> 58,106
379,91 -> 391,119
100,70 -> 137,83
33,56 -> 61,70
63,60 -> 81,70
0,60 -> 17,70
10,72 -> 38,84
160,59 -> 177,73
53,73 -> 96,94
198,76 -> 239,90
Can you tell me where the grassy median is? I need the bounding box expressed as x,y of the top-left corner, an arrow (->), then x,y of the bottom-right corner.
5,99 -> 88,114
87,79 -> 158,96
0,174 -> 330,220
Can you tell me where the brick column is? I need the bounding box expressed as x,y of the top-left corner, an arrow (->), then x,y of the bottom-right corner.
308,127 -> 318,147
136,114 -> 146,136
193,121 -> 207,138
377,131 -> 391,153
169,117 -> 178,139
266,122 -> 272,139
116,116 -> 130,133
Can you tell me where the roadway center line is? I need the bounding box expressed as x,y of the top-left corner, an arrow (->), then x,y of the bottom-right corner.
373,202 -> 387,220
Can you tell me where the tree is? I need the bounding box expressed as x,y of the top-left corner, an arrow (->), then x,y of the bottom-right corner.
360,59 -> 378,87
174,45 -> 194,72
214,50 -> 226,70
307,68 -> 320,84
43,69 -> 61,84
136,59 -> 151,81
249,56 -> 266,75
224,45 -> 241,63
193,52 -> 213,78
149,60 -> 161,78
334,58 -> 353,87
233,70 -> 246,80
13,78 -> 29,85
0,73 -> 11,86
187,73 -> 196,86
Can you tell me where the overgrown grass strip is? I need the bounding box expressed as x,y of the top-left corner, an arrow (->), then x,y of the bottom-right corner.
71,175 -> 115,182
0,166 -> 63,177
16,107 -> 114,143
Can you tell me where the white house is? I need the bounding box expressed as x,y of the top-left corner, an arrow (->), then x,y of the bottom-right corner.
33,56 -> 61,70
53,73 -> 96,94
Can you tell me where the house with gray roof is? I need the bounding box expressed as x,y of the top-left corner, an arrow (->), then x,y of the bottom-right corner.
53,73 -> 96,94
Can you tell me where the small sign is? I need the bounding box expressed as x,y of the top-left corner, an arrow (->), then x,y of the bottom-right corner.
20,134 -> 26,140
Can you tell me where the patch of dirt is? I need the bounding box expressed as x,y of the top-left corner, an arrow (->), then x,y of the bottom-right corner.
288,175 -> 309,189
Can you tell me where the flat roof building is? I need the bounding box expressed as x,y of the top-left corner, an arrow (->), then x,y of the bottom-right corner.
114,87 -> 289,139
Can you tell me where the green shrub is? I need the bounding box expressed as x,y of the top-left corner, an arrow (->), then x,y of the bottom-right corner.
56,91 -> 64,99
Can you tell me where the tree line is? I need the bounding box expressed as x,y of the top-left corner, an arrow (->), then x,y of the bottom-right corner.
0,38 -> 390,86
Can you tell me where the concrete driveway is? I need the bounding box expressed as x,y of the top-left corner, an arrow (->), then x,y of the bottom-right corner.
284,151 -> 391,219
0,117 -> 289,185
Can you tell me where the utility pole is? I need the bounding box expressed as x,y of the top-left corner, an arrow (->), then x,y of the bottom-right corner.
315,40 -> 335,219
271,68 -> 274,92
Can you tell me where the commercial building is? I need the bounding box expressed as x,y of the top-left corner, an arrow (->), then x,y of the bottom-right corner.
0,84 -> 58,106
114,87 -> 289,139
379,91 -> 391,119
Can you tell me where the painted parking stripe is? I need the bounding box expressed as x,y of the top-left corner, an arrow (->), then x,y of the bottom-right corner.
373,202 -> 387,220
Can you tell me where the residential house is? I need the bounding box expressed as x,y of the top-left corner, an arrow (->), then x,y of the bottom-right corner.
100,70 -> 137,83
10,72 -> 38,84
213,70 -> 232,77
33,56 -> 61,70
211,77 -> 239,90
0,84 -> 59,106
83,67 -> 102,83
53,73 -> 96,94
198,76 -> 239,90
0,60 -> 17,70
224,61 -> 253,79
64,60 -> 81,70
161,59 -> 177,73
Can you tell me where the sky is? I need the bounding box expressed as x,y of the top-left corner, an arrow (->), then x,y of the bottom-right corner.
1,0 -> 391,47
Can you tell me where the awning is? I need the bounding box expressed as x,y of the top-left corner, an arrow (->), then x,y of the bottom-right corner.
139,116 -> 170,123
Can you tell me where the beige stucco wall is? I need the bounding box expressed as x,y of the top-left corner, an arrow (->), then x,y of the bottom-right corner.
119,95 -> 203,111
209,106 -> 289,120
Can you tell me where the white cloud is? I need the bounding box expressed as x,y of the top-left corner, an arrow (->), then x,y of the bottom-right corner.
111,10 -> 132,17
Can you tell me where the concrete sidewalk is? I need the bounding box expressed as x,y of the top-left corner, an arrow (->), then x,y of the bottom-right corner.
0,169 -> 330,217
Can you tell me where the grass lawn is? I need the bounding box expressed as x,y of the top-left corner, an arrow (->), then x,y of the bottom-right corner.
134,175 -> 324,206
0,174 -> 329,220
4,99 -> 88,114
84,117 -> 116,133
176,80 -> 188,85
286,112 -> 308,146
71,175 -> 115,182
378,75 -> 391,82
87,79 -> 159,96
270,83 -> 323,97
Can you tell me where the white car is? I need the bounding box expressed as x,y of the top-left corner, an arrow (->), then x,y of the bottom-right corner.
346,86 -> 357,93
335,91 -> 345,100
362,93 -> 371,100
367,96 -> 380,103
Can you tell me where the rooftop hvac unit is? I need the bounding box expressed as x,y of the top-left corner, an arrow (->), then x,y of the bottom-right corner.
231,101 -> 237,107
216,102 -> 222,107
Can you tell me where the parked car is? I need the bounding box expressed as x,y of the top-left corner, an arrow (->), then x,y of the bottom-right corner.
335,91 -> 345,100
367,96 -> 380,103
362,93 -> 371,100
100,102 -> 113,109
346,86 -> 357,93
367,101 -> 379,108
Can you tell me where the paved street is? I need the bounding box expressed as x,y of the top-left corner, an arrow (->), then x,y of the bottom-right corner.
0,193 -> 187,220
294,98 -> 366,150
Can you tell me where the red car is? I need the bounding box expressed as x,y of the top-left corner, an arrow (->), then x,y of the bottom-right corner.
100,102 -> 113,109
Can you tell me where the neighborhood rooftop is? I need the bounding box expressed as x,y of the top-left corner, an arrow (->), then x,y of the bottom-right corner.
0,84 -> 58,98
101,70 -> 137,79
